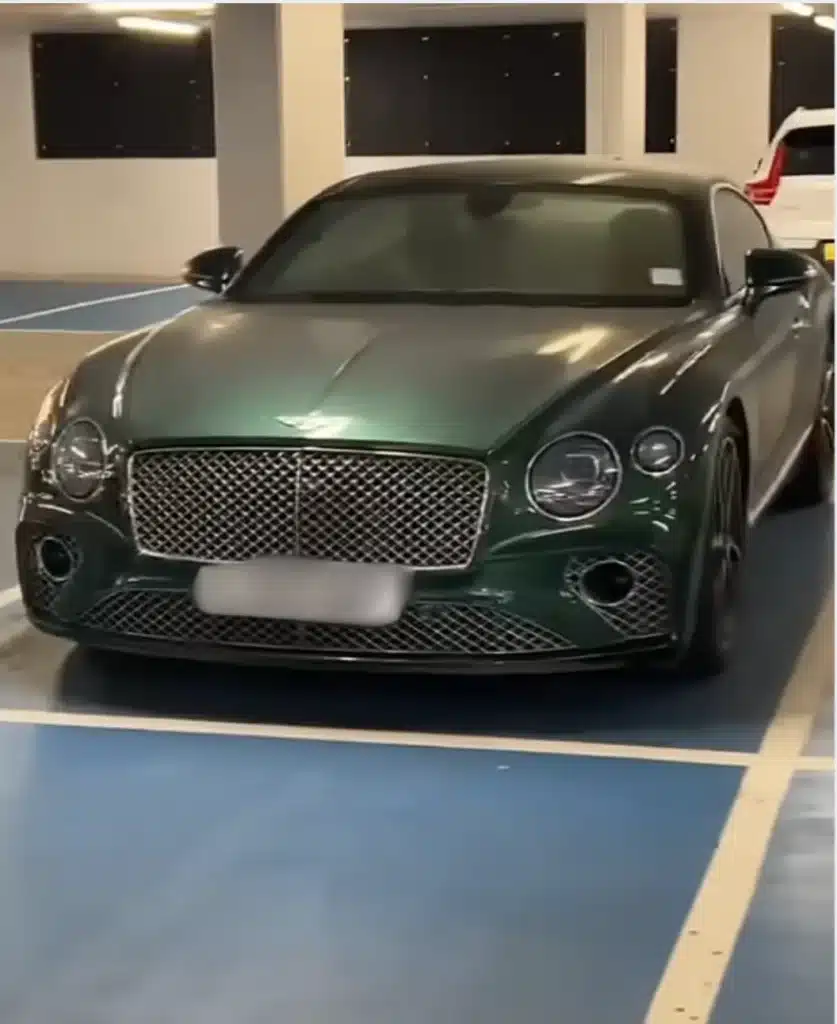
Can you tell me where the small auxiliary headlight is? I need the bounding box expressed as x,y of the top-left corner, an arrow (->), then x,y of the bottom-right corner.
632,427 -> 684,476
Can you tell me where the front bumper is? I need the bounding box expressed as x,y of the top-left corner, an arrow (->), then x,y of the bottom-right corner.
17,494 -> 693,674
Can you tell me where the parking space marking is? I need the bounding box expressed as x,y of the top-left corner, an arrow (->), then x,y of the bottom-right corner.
0,586 -> 21,609
0,284 -> 186,328
0,702 -> 825,772
0,328 -> 116,335
0,733 -> 745,1024
644,598 -> 832,1023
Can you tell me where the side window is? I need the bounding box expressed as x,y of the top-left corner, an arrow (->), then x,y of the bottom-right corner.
713,189 -> 772,294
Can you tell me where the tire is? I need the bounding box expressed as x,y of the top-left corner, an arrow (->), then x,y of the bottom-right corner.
780,360 -> 834,510
680,418 -> 747,680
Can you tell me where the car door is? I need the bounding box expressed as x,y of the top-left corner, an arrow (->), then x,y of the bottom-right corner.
712,186 -> 813,492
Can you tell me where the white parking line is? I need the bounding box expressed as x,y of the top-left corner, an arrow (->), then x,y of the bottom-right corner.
0,696 -> 830,773
0,589 -> 831,779
644,596 -> 833,1023
0,328 -> 118,335
797,754 -> 835,772
0,284 -> 187,328
0,587 -> 21,610
0,705 -> 779,768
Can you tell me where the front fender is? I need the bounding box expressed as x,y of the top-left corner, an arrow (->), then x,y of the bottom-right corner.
489,304 -> 749,647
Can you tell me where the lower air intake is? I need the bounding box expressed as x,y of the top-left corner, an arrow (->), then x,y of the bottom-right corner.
79,591 -> 573,658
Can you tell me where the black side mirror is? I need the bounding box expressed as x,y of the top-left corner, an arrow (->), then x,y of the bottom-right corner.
182,245 -> 243,294
745,247 -> 814,298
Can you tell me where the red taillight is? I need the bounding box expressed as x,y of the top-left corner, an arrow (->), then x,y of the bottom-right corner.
745,143 -> 786,205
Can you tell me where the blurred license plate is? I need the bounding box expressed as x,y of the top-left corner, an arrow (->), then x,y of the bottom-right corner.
194,557 -> 413,626
822,241 -> 834,263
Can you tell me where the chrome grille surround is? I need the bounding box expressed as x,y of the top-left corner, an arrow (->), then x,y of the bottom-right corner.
127,447 -> 490,570
79,591 -> 573,658
563,551 -> 672,640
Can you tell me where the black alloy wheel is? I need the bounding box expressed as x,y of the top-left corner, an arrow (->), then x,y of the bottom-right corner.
783,359 -> 835,508
708,435 -> 746,658
816,361 -> 835,497
681,421 -> 746,680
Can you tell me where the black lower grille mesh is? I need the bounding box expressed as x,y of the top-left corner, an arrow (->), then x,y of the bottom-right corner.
563,550 -> 672,639
78,590 -> 572,658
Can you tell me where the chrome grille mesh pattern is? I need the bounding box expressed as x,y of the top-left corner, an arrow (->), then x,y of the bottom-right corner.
563,551 -> 672,639
128,448 -> 488,570
79,591 -> 572,658
130,449 -> 297,564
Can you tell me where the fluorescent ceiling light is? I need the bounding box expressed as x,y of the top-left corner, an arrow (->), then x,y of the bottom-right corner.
116,15 -> 202,36
90,3 -> 214,13
782,2 -> 815,14
814,13 -> 836,28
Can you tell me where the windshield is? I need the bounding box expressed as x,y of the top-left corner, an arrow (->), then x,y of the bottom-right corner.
235,185 -> 690,307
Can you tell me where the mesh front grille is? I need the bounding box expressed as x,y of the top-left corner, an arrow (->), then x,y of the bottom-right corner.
563,551 -> 672,639
128,448 -> 488,570
79,591 -> 572,658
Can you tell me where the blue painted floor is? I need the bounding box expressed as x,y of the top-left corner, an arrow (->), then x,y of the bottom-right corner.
0,726 -> 744,1024
0,280 -> 832,1023
0,280 -> 170,319
0,279 -> 204,332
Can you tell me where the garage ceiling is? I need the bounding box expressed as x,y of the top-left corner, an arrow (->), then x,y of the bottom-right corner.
0,2 -> 796,32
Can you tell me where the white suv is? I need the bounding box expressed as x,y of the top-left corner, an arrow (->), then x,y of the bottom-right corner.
745,106 -> 834,272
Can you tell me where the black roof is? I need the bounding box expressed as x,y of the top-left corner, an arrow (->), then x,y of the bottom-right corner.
337,156 -> 729,201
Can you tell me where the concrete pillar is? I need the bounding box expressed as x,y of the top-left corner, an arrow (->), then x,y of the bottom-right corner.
676,5 -> 772,184
585,4 -> 647,159
212,3 -> 346,258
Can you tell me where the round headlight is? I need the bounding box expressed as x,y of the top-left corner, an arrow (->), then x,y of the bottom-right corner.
632,427 -> 684,476
51,419 -> 107,501
527,433 -> 622,521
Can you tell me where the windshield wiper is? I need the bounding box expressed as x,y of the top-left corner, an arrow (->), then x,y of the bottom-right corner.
231,289 -> 687,308
238,289 -> 545,305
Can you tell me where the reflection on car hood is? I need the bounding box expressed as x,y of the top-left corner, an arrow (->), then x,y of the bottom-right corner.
116,300 -> 685,451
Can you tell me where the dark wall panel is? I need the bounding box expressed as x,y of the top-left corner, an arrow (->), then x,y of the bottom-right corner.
770,15 -> 835,135
31,32 -> 215,159
343,30 -> 432,157
645,19 -> 677,154
345,24 -> 585,157
33,20 -> 679,162
427,29 -> 508,155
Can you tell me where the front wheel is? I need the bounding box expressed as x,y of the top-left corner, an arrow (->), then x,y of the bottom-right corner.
781,361 -> 834,509
680,420 -> 747,680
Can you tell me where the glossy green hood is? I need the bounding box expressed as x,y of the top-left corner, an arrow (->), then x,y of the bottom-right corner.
102,300 -> 686,452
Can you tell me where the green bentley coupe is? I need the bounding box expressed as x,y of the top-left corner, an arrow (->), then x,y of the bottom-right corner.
17,159 -> 834,678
